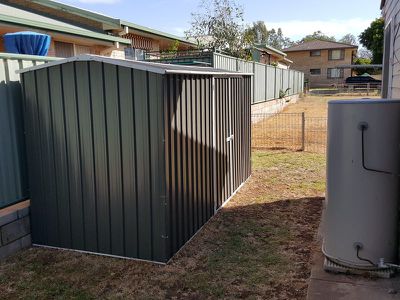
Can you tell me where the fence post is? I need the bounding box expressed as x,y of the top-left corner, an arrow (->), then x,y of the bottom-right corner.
274,67 -> 277,99
253,61 -> 256,103
301,112 -> 305,151
265,65 -> 268,101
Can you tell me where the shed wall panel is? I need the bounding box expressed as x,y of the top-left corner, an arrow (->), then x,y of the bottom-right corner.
23,59 -> 251,263
23,61 -> 168,262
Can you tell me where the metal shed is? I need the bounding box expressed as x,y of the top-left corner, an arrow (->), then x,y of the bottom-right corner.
18,55 -> 252,263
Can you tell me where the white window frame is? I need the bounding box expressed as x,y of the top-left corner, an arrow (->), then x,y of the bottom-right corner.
327,68 -> 343,79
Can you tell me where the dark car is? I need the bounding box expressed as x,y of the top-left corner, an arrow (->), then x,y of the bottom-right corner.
345,75 -> 381,87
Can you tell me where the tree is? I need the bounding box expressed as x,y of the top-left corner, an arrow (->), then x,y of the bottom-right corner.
299,31 -> 336,43
185,0 -> 249,58
354,57 -> 375,75
339,33 -> 358,45
267,28 -> 294,50
359,18 -> 384,64
244,21 -> 268,44
358,48 -> 373,59
244,21 -> 294,50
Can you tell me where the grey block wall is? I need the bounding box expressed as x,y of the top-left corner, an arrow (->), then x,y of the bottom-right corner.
0,202 -> 31,259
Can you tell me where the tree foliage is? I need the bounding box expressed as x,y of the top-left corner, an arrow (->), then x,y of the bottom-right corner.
354,57 -> 375,75
185,0 -> 249,57
339,33 -> 358,45
267,28 -> 294,50
298,31 -> 336,43
244,21 -> 293,50
358,48 -> 373,59
244,21 -> 268,44
359,18 -> 384,64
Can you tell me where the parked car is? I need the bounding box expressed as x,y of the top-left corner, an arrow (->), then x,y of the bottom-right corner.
345,75 -> 381,87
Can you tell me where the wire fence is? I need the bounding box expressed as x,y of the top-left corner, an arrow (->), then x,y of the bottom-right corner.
308,83 -> 381,96
252,112 -> 327,153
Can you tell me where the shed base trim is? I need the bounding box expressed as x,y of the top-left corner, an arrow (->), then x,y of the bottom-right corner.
31,244 -> 166,265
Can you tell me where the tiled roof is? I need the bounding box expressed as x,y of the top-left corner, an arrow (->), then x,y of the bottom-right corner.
283,40 -> 358,52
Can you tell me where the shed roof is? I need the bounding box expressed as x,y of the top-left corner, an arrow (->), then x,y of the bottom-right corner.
283,40 -> 358,52
17,54 -> 253,76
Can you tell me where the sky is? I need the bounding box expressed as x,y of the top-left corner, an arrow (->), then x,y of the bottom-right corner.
59,0 -> 381,42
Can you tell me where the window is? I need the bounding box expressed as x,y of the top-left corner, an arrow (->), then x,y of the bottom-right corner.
329,49 -> 344,60
54,41 -> 74,58
327,68 -> 344,79
310,69 -> 321,75
125,47 -> 145,61
310,50 -> 321,57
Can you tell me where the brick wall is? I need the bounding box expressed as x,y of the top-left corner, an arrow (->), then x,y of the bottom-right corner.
0,201 -> 31,259
286,48 -> 356,88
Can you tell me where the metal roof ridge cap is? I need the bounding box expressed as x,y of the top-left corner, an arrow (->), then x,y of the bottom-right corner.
16,55 -> 169,74
164,69 -> 253,76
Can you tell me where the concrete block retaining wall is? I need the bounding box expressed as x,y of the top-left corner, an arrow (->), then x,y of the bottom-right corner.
0,201 -> 31,259
251,94 -> 300,123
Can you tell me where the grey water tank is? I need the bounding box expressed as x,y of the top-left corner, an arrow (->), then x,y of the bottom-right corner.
324,99 -> 400,269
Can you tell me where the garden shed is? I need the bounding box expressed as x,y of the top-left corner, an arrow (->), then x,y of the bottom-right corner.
19,55 -> 252,263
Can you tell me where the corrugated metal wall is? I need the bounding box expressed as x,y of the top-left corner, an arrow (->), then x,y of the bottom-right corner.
163,74 -> 252,257
213,53 -> 304,103
0,54 -> 59,208
22,61 -> 168,262
163,74 -> 214,256
214,76 -> 251,209
22,60 -> 252,262
213,53 -> 238,71
254,63 -> 266,102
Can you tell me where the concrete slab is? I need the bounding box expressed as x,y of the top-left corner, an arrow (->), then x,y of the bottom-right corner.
307,249 -> 400,300
307,205 -> 400,299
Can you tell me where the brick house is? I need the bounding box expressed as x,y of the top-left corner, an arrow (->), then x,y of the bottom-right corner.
0,0 -> 195,59
283,40 -> 358,88
251,44 -> 293,69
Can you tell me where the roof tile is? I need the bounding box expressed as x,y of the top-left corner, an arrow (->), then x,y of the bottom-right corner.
283,40 -> 358,52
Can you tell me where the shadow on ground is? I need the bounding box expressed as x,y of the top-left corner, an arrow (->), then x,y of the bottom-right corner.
0,196 -> 323,299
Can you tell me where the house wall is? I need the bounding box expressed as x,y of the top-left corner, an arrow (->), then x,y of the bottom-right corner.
382,0 -> 400,98
286,48 -> 356,88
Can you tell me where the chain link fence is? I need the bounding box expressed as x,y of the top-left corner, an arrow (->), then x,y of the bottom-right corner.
252,112 -> 327,153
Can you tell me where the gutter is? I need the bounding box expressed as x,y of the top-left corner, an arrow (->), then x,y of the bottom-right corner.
29,0 -> 121,30
0,13 -> 131,45
120,20 -> 195,46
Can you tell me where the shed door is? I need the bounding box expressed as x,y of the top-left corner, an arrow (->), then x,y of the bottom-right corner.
215,77 -> 234,206
214,76 -> 250,209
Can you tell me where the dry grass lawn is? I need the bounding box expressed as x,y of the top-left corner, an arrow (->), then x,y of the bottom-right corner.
0,150 -> 325,299
252,95 -> 380,152
280,95 -> 380,118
